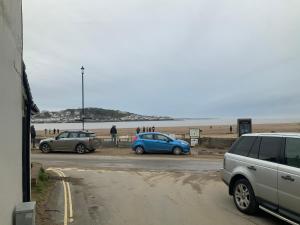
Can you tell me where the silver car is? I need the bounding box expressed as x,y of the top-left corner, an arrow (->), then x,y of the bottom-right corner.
222,133 -> 300,225
39,130 -> 98,154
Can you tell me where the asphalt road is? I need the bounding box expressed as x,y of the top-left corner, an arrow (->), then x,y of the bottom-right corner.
32,153 -> 223,172
32,153 -> 287,225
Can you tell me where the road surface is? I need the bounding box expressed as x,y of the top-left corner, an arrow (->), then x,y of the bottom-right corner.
32,153 -> 286,225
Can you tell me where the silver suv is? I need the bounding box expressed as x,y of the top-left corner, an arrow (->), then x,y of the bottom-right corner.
222,133 -> 300,225
39,130 -> 99,154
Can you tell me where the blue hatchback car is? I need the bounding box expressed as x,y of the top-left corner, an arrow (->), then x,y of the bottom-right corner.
132,132 -> 190,155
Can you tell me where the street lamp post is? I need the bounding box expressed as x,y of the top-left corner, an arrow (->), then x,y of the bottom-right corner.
81,66 -> 85,130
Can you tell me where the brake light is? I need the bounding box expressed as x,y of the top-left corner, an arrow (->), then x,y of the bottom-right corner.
132,136 -> 138,143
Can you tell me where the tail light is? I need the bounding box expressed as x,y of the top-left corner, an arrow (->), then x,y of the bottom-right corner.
132,136 -> 138,143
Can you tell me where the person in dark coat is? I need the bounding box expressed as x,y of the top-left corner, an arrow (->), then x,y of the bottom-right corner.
230,125 -> 233,133
136,127 -> 141,134
110,125 -> 118,145
57,129 -> 60,134
142,127 -> 146,132
152,126 -> 155,132
31,125 -> 36,148
53,128 -> 56,135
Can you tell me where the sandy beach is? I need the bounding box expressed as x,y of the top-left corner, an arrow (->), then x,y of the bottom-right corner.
36,122 -> 300,138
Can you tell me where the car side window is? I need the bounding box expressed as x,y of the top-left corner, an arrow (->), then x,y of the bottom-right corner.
155,134 -> 169,142
58,132 -> 69,139
248,137 -> 261,159
258,137 -> 282,163
79,133 -> 87,138
69,132 -> 79,138
229,136 -> 256,156
285,138 -> 300,168
141,134 -> 153,140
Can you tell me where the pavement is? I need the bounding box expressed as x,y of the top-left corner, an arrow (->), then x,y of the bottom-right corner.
31,153 -> 287,225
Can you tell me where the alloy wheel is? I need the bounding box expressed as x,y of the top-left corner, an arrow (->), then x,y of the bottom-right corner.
234,183 -> 250,210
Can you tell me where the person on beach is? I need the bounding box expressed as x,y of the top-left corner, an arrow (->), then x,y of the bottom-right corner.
31,125 -> 36,148
142,127 -> 145,132
136,127 -> 141,134
110,125 -> 118,145
152,126 -> 155,132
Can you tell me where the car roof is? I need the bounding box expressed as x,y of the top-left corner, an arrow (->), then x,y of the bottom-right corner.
243,133 -> 300,138
65,130 -> 94,133
139,132 -> 164,135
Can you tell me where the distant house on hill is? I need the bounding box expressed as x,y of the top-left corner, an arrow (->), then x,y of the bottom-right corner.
0,0 -> 39,224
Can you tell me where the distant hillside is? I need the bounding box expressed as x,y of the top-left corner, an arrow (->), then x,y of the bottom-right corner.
32,107 -> 173,123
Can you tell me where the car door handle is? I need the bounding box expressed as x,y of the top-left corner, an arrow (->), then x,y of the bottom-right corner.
247,166 -> 256,171
281,175 -> 295,182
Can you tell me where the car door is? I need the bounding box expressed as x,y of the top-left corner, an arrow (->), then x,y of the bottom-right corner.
67,132 -> 80,151
153,134 -> 172,153
51,132 -> 70,151
278,137 -> 300,222
253,136 -> 283,211
140,134 -> 156,152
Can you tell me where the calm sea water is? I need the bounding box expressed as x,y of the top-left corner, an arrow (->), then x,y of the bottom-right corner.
33,118 -> 300,131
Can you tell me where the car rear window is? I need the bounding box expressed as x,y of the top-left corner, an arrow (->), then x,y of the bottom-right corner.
229,136 -> 256,156
285,138 -> 300,168
258,137 -> 283,163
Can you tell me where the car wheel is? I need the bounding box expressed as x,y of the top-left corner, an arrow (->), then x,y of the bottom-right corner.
41,143 -> 51,153
76,144 -> 86,154
135,146 -> 144,154
233,179 -> 258,214
173,147 -> 182,155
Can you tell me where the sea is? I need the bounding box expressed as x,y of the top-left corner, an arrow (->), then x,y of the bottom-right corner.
33,117 -> 300,131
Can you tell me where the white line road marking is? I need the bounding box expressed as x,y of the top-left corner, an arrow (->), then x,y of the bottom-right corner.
47,168 -> 74,224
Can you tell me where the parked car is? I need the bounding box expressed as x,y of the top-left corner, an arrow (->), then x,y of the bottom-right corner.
39,130 -> 98,154
132,132 -> 190,155
222,133 -> 300,225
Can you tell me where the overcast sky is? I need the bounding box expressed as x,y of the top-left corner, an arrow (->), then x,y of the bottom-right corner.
23,0 -> 300,118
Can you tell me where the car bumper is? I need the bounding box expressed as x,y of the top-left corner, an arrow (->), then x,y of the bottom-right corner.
221,169 -> 231,186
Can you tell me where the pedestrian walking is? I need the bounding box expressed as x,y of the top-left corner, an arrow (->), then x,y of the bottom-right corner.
57,129 -> 60,134
142,127 -> 145,132
136,127 -> 141,134
53,128 -> 56,135
31,125 -> 36,149
230,125 -> 233,133
110,125 -> 118,145
44,128 -> 47,136
152,126 -> 155,132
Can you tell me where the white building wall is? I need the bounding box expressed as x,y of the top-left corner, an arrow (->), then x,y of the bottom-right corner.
0,0 -> 24,224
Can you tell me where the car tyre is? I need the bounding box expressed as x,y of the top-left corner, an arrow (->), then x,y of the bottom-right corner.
40,143 -> 51,153
233,179 -> 258,214
135,146 -> 144,154
76,144 -> 86,154
173,147 -> 182,155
